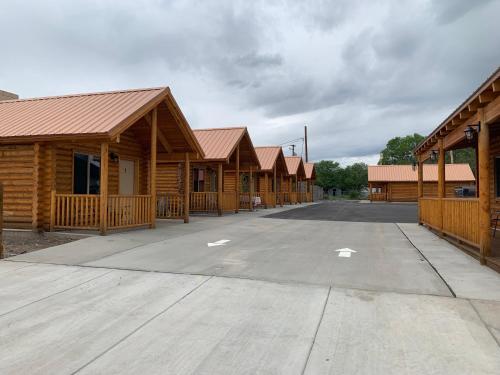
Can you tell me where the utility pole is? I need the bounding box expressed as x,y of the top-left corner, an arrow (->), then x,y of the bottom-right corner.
289,144 -> 296,156
304,125 -> 308,162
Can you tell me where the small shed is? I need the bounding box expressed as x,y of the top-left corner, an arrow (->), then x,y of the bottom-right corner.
368,164 -> 475,202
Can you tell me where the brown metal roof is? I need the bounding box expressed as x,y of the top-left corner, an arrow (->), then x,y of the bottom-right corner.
193,127 -> 247,161
0,87 -> 169,141
285,156 -> 306,178
255,147 -> 281,171
368,164 -> 475,182
304,162 -> 316,179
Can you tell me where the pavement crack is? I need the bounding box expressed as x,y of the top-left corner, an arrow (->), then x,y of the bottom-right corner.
71,275 -> 214,375
395,223 -> 456,298
0,269 -> 115,318
301,285 -> 331,375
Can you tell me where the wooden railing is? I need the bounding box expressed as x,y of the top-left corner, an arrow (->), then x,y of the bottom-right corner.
290,192 -> 297,204
107,195 -> 151,229
53,194 -> 100,229
370,193 -> 386,201
157,193 -> 184,219
239,193 -> 252,210
280,192 -> 290,204
419,197 -> 479,247
190,192 -> 218,212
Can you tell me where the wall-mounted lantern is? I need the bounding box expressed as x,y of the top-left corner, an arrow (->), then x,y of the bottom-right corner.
464,122 -> 481,142
430,150 -> 439,162
412,160 -> 417,171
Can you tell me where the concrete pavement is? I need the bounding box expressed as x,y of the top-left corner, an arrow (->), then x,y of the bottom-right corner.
1,202 -> 500,374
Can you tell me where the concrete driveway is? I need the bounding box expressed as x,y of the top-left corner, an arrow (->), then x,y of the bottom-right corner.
2,202 -> 500,374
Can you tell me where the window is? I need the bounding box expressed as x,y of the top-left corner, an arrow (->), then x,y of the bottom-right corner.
193,168 -> 205,192
73,153 -> 100,194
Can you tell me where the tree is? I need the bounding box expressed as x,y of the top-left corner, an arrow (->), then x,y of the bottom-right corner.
445,148 -> 476,175
378,133 -> 424,165
341,163 -> 368,191
315,160 -> 342,190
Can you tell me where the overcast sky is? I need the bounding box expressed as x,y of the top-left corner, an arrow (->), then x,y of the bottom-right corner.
1,0 -> 499,165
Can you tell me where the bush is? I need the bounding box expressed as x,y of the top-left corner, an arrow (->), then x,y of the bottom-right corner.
348,190 -> 360,199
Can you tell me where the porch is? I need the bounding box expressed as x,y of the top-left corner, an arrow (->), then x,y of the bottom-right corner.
415,68 -> 500,269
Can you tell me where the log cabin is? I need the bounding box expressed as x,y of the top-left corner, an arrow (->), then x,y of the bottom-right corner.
368,164 -> 475,202
158,127 -> 260,215
254,147 -> 288,208
284,156 -> 306,204
304,162 -> 316,202
0,87 -> 204,234
414,66 -> 500,271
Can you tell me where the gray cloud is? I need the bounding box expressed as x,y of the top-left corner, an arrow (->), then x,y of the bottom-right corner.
0,0 -> 499,165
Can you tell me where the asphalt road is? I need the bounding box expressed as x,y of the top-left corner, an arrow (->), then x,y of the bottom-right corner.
265,200 -> 418,223
1,203 -> 499,374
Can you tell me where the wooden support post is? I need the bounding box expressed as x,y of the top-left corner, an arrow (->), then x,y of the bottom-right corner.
184,152 -> 190,223
32,143 -> 40,232
280,174 -> 284,207
49,145 -> 56,231
417,158 -> 424,225
289,176 -> 293,204
273,165 -> 277,208
150,108 -> 157,228
235,145 -> 240,213
437,138 -> 445,232
478,108 -> 491,264
100,142 -> 109,235
264,173 -> 269,208
249,165 -> 254,211
50,190 -> 56,232
218,163 -> 223,216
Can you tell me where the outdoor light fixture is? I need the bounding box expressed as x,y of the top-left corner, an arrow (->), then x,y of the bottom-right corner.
109,152 -> 119,163
464,122 -> 481,142
412,160 -> 417,171
430,150 -> 439,161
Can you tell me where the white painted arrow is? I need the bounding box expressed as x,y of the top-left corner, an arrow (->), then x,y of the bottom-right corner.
335,248 -> 357,258
207,239 -> 231,247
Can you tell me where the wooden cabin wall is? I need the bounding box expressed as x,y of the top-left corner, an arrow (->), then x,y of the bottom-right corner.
224,171 -> 236,192
383,181 -> 474,201
490,133 -> 500,212
38,144 -> 56,230
157,163 -> 182,193
0,144 -> 35,228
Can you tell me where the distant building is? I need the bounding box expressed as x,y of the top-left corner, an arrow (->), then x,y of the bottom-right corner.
368,164 -> 475,202
0,90 -> 18,101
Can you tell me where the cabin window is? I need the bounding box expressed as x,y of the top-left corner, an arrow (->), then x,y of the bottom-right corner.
193,168 -> 205,192
495,157 -> 500,197
73,153 -> 100,194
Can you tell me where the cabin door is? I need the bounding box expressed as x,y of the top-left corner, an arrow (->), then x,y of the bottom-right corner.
119,159 -> 135,195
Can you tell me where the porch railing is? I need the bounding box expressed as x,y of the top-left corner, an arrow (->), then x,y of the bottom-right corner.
222,191 -> 237,211
190,192 -> 218,212
107,195 -> 151,229
370,193 -> 386,201
53,194 -> 100,229
290,192 -> 297,204
419,197 -> 479,247
157,193 -> 184,219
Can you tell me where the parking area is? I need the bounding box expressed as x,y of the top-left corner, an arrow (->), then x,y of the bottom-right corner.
1,203 -> 500,374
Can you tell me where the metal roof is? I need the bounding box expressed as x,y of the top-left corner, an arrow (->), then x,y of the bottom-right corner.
368,164 -> 476,182
0,87 -> 168,140
193,127 -> 247,161
304,162 -> 316,179
285,156 -> 306,178
255,147 -> 281,171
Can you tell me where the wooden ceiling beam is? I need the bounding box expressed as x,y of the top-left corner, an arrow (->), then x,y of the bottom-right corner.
479,91 -> 496,104
459,110 -> 472,120
144,113 -> 174,153
492,79 -> 500,93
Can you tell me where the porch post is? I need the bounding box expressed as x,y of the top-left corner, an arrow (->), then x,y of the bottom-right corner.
49,145 -> 56,232
150,108 -> 157,229
264,173 -> 269,208
100,142 -> 109,235
438,138 -> 445,232
184,152 -> 190,223
273,165 -> 277,208
280,173 -> 284,207
218,163 -> 223,216
235,145 -> 240,213
417,157 -> 424,225
289,176 -> 292,204
249,165 -> 254,211
478,108 -> 491,263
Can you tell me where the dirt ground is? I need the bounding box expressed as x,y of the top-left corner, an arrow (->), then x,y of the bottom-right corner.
1,230 -> 87,258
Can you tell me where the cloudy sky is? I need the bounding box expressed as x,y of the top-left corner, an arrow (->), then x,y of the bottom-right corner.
1,0 -> 499,165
